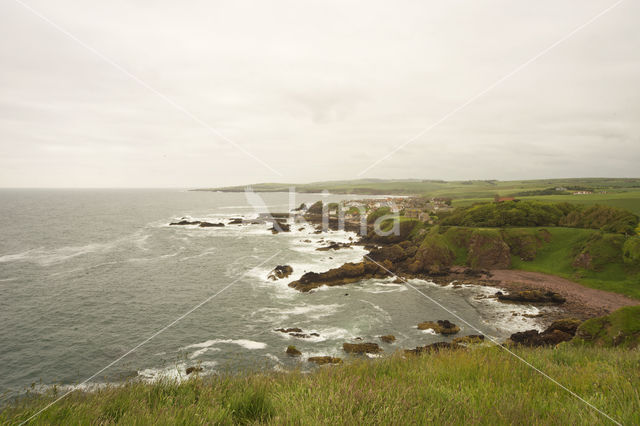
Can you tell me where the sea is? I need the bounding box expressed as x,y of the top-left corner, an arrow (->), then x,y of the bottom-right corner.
0,189 -> 544,401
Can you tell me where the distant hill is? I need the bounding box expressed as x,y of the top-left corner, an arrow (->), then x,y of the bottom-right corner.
195,178 -> 640,215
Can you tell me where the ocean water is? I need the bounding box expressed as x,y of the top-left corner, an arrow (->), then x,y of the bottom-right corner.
0,189 -> 543,399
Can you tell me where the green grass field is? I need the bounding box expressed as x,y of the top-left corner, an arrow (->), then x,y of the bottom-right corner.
3,345 -> 638,425
454,191 -> 640,216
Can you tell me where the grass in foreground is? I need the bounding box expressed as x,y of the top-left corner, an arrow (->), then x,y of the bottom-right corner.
2,345 -> 639,425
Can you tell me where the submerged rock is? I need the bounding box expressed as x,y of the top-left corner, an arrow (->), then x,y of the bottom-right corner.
286,345 -> 302,356
342,342 -> 382,354
417,320 -> 460,335
497,290 -> 566,304
308,356 -> 342,365
380,335 -> 396,343
229,218 -> 244,224
268,265 -> 293,280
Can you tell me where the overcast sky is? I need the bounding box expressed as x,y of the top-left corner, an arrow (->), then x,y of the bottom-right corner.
1,0 -> 638,188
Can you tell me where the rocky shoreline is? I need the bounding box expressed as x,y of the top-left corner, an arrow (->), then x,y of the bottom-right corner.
173,206 -> 637,370
256,209 -> 638,363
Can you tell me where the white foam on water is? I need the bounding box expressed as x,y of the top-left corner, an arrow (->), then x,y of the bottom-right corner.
264,353 -> 283,364
138,361 -> 218,383
189,347 -> 222,359
183,339 -> 267,351
408,278 -> 547,335
420,328 -> 438,335
252,303 -> 343,322
0,231 -> 149,266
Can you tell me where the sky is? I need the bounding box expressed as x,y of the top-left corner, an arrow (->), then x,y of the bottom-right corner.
0,0 -> 639,188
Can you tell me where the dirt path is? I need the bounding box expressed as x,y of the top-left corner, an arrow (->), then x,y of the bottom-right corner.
488,269 -> 639,319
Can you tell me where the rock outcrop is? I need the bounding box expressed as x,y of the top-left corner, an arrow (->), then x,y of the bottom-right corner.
275,327 -> 319,339
269,221 -> 291,233
417,320 -> 460,335
508,318 -> 581,347
169,220 -> 224,227
199,221 -> 225,228
268,265 -> 293,280
316,242 -> 351,251
170,220 -> 201,226
286,345 -> 302,356
288,260 -> 392,292
380,335 -> 396,343
185,366 -> 203,375
496,290 -> 566,304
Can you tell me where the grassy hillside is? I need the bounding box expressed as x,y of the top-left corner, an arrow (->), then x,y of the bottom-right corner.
394,224 -> 640,299
3,345 -> 638,425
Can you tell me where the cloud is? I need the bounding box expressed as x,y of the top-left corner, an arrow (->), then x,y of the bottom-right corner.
0,0 -> 638,187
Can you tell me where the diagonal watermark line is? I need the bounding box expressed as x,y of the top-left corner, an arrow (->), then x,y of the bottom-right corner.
11,0 -> 283,177
363,254 -> 622,426
18,251 -> 282,425
357,0 -> 626,176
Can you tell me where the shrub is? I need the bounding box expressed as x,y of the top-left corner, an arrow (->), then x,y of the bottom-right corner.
623,237 -> 640,265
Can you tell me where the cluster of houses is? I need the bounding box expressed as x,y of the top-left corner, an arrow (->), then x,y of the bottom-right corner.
338,196 -> 453,224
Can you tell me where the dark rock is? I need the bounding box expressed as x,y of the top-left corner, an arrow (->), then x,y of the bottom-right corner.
275,327 -> 303,333
286,345 -> 302,356
417,320 -> 460,335
185,366 -> 203,375
497,290 -> 566,304
380,335 -> 396,343
268,265 -> 293,280
508,318 -> 581,347
316,242 -> 351,251
269,221 -> 291,234
343,342 -> 382,354
288,260 -> 392,292
170,220 -> 201,226
308,356 -> 342,365
199,221 -> 225,227
229,218 -> 244,224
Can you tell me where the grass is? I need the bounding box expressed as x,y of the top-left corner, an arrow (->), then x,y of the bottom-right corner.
454,191 -> 640,216
506,227 -> 640,299
2,345 -> 639,425
573,306 -> 640,348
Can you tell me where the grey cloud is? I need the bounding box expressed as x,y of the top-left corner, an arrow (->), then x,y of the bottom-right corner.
0,0 -> 639,187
